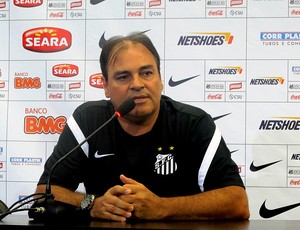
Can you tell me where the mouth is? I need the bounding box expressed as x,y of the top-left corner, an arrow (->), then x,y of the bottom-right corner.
132,95 -> 149,103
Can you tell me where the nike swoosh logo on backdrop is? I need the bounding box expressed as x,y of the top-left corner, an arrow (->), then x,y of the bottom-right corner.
230,149 -> 238,154
94,152 -> 115,159
259,200 -> 300,218
168,74 -> 200,87
250,160 -> 282,172
90,0 -> 105,5
212,113 -> 231,121
99,29 -> 151,49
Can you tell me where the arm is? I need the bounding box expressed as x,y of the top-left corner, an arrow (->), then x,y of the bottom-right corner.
35,184 -> 134,222
119,174 -> 250,220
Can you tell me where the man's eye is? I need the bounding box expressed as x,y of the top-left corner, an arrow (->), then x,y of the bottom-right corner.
142,71 -> 152,78
116,75 -> 129,81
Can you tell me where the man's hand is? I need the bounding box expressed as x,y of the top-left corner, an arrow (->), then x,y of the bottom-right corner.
90,184 -> 134,222
119,174 -> 164,220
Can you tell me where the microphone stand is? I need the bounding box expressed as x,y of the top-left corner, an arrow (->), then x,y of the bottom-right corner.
28,98 -> 136,222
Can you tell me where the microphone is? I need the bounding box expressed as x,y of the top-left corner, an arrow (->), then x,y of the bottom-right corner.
27,98 -> 136,222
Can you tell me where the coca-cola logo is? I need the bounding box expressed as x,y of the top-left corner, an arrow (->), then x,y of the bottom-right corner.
22,27 -> 72,53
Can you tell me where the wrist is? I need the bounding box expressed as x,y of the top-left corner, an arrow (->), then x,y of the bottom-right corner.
80,194 -> 95,211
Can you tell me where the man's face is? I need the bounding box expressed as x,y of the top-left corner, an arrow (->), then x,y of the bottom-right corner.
103,43 -> 163,120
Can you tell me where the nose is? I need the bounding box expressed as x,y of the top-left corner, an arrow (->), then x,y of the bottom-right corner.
130,75 -> 144,90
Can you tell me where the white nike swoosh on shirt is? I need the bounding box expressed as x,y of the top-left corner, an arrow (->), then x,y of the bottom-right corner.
94,152 -> 115,159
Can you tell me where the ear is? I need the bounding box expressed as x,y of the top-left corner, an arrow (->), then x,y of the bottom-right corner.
159,75 -> 164,92
102,75 -> 110,98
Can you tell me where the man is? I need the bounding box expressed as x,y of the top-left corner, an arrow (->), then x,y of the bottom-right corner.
35,32 -> 250,222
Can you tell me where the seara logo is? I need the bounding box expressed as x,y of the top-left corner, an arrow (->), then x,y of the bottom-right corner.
14,0 -> 43,8
89,73 -> 104,88
22,27 -> 72,53
52,64 -> 79,77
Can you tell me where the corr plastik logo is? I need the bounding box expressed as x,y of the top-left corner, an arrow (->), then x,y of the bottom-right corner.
177,32 -> 234,46
14,0 -> 43,7
260,32 -> 300,46
22,27 -> 72,53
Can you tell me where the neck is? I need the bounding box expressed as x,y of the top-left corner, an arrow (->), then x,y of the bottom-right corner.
118,110 -> 159,136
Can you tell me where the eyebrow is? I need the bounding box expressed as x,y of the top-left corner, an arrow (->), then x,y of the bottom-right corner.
112,64 -> 155,77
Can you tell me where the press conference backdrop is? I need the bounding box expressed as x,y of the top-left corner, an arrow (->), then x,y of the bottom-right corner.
0,0 -> 300,220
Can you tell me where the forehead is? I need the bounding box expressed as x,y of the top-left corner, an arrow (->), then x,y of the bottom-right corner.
109,43 -> 155,67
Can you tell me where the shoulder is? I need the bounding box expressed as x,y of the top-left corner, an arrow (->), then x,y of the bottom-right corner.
73,100 -> 114,117
160,95 -> 209,119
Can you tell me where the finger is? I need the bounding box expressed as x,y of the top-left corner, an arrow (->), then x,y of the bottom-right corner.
120,174 -> 139,185
101,203 -> 133,220
108,184 -> 132,196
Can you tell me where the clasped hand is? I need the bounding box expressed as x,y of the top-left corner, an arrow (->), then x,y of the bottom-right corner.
90,174 -> 162,222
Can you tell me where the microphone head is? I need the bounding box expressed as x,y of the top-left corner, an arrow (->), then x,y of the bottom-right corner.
115,98 -> 136,117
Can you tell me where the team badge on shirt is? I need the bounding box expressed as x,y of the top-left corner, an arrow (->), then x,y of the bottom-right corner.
154,146 -> 177,175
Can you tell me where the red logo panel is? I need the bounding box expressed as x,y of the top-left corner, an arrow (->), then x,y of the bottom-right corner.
22,27 -> 72,53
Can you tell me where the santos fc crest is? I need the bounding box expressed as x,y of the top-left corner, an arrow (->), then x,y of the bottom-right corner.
154,146 -> 177,175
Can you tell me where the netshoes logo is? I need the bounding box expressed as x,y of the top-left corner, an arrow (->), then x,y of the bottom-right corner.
22,27 -> 72,52
14,0 -> 43,7
208,66 -> 242,75
250,77 -> 284,85
259,116 -> 300,130
178,32 -> 234,46
52,64 -> 78,77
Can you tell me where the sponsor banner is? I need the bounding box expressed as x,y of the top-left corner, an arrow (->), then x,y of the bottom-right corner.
246,60 -> 287,102
246,103 -> 300,145
188,102 -> 246,144
228,144 -> 246,176
145,8 -> 164,18
85,19 -> 165,60
247,187 -> 300,220
247,18 -> 300,59
10,21 -> 85,60
84,61 -> 107,101
288,145 -> 300,167
9,61 -> 46,100
6,141 -> 45,181
86,0 -> 126,19
7,101 -> 80,141
288,167 -> 300,177
225,91 -> 245,102
6,182 -> 38,212
164,60 -> 205,101
227,7 -> 246,18
246,144 -> 287,187
206,60 -> 246,81
165,19 -> 246,59
289,8 -> 300,17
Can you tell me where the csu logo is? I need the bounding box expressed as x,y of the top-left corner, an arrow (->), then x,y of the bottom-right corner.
22,27 -> 72,53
